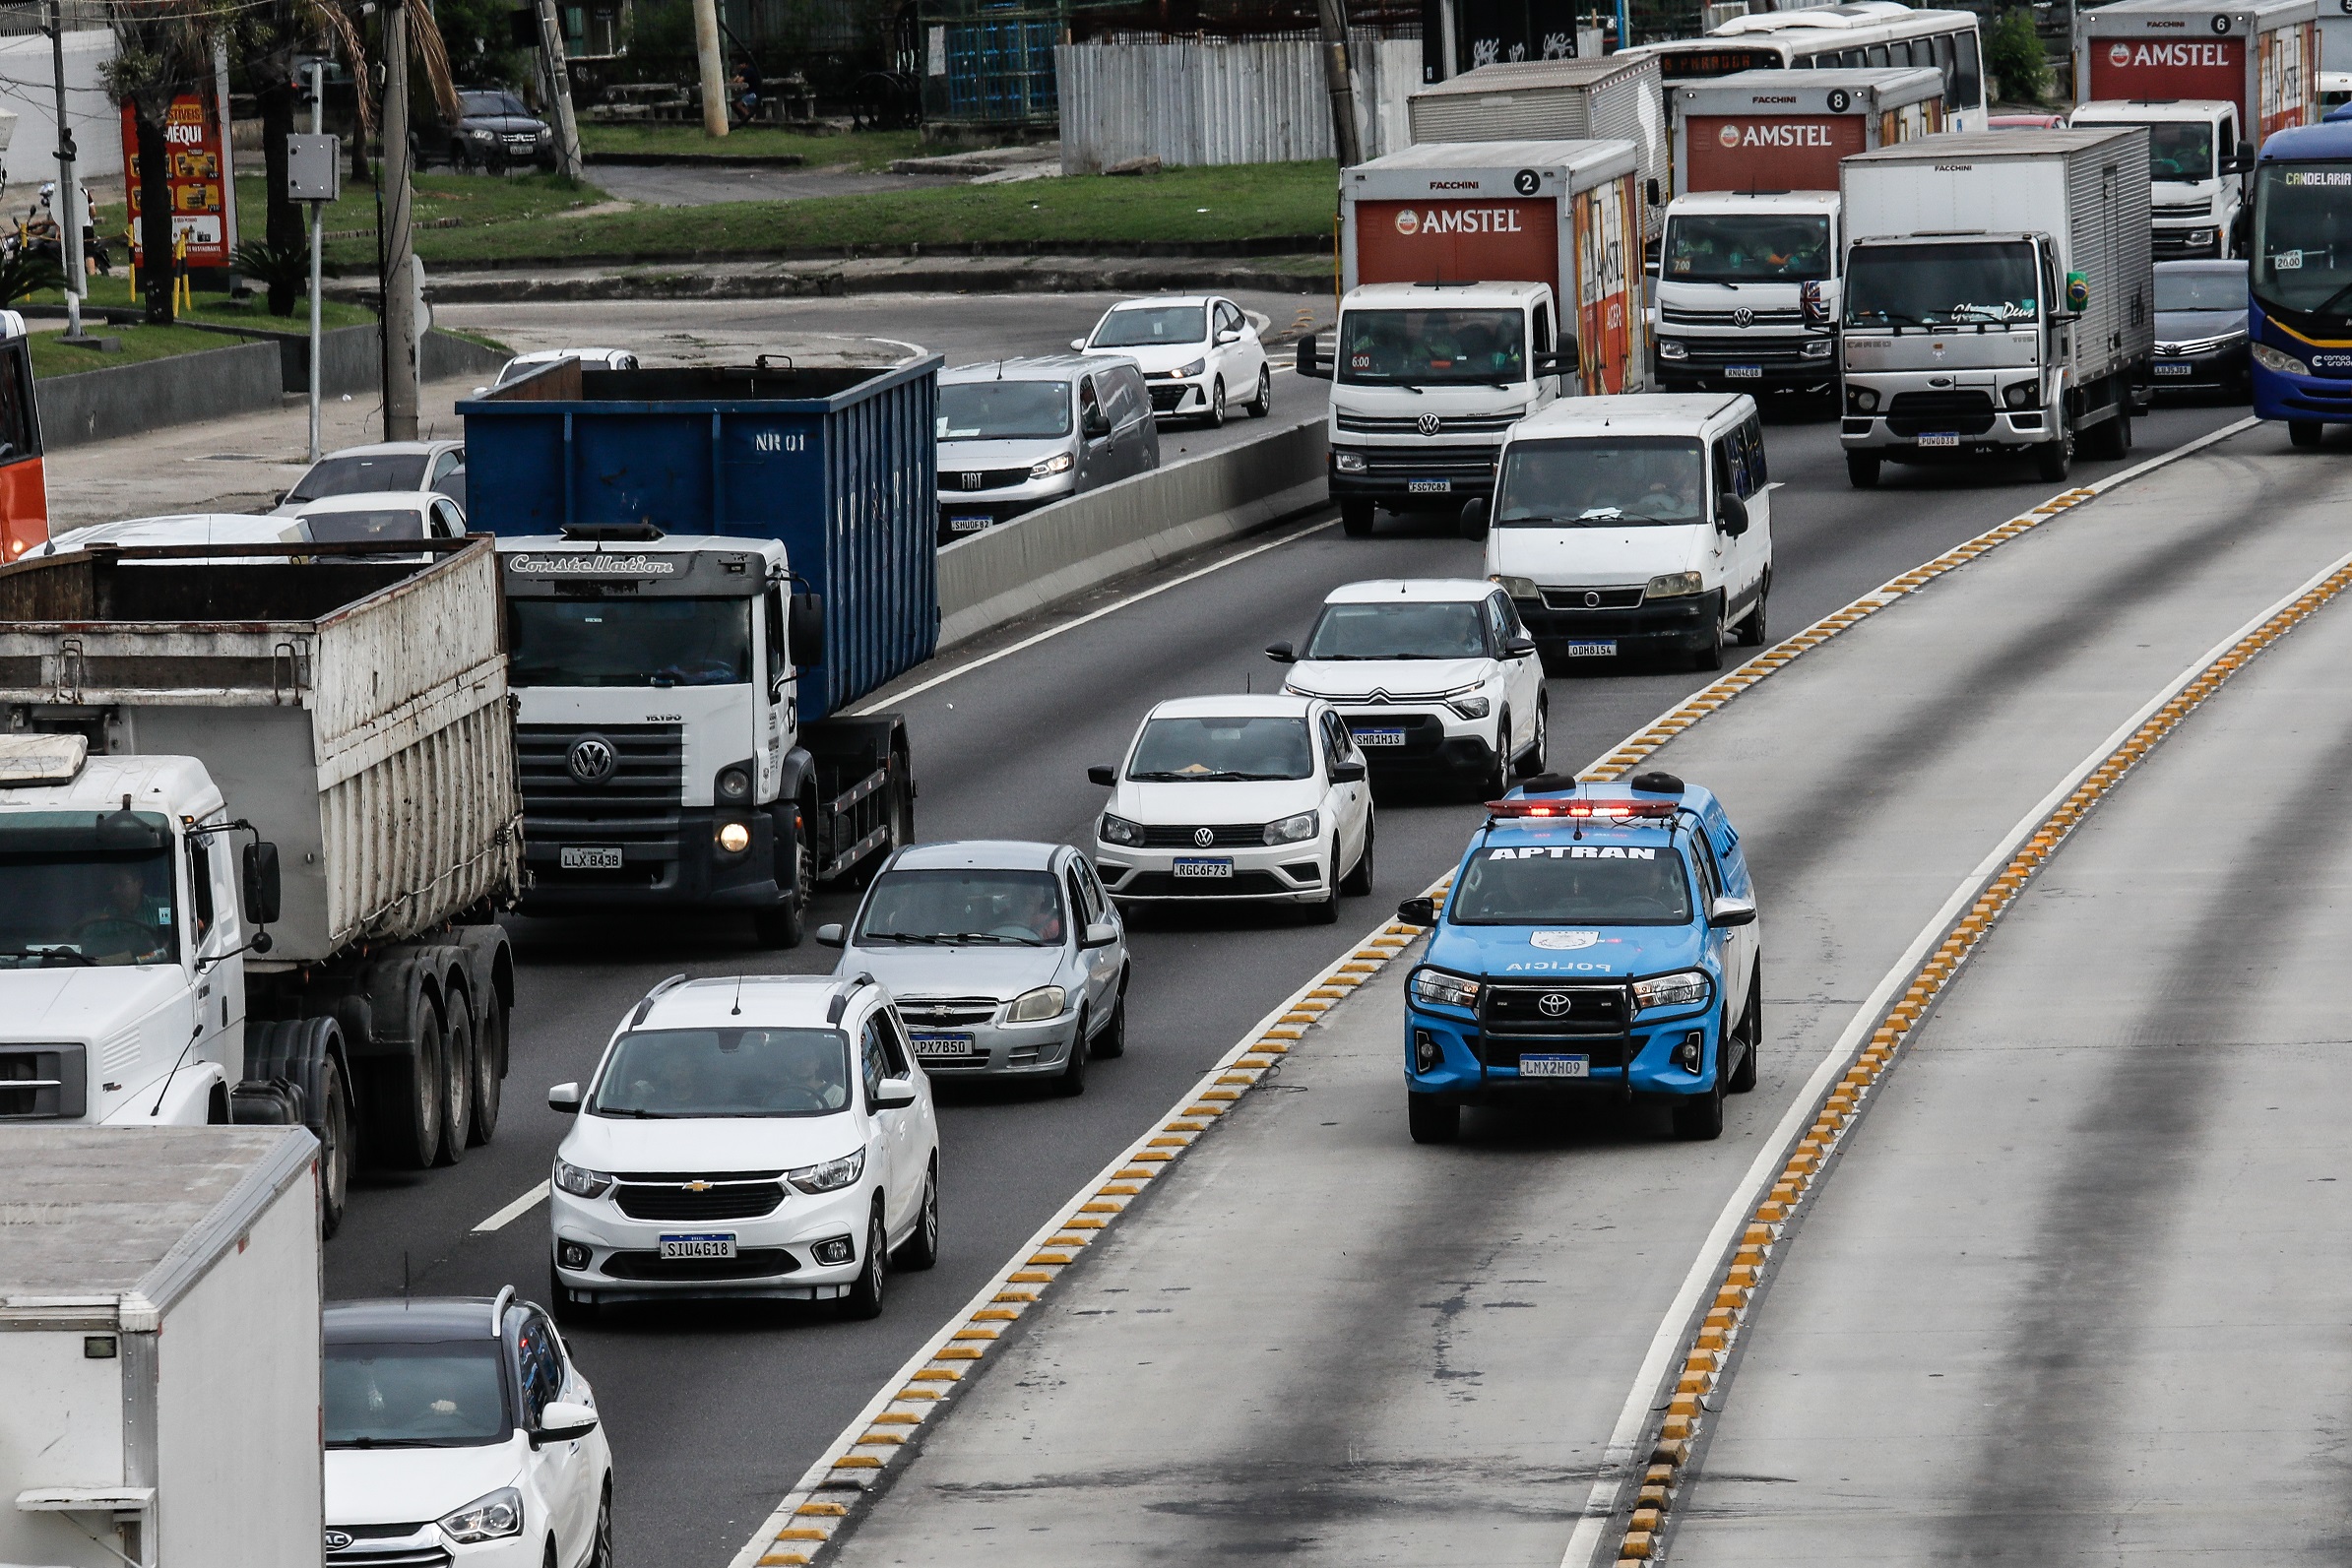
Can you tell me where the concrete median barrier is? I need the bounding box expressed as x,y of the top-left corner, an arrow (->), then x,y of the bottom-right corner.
935,412 -> 1327,650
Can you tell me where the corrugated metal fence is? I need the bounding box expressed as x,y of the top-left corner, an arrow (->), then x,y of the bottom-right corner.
1058,33 -> 1423,173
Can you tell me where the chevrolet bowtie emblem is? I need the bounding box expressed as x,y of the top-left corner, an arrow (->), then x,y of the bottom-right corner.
684,1180 -> 713,1192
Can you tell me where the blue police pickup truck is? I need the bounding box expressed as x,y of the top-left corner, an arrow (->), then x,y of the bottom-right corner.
1396,771 -> 1761,1144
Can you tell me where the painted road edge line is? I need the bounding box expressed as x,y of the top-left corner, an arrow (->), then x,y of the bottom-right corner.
472,1180 -> 550,1233
1578,563 -> 2352,1560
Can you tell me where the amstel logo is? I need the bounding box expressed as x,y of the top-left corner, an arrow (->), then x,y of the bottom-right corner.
1718,123 -> 1743,149
1395,208 -> 1421,235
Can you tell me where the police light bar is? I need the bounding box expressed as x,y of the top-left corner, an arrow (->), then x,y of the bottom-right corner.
1485,797 -> 1677,820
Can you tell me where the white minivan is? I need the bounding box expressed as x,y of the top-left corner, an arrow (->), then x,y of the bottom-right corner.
1470,394 -> 1772,672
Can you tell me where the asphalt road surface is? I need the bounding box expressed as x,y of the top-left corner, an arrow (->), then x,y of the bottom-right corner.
314,380 -> 2256,1568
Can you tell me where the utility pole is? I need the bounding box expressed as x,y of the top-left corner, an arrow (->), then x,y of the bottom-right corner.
532,0 -> 584,180
692,0 -> 730,138
1313,0 -> 1363,168
46,0 -> 86,342
380,0 -> 419,440
302,63 -> 332,460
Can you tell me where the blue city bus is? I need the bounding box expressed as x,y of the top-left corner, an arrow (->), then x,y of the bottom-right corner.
2249,121 -> 2352,447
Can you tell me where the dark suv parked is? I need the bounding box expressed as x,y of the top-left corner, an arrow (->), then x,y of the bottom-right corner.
445,89 -> 556,172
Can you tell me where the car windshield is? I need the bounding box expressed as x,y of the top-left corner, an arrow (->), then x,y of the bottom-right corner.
1303,601 -> 1489,659
858,868 -> 1066,947
0,812 -> 178,969
1127,716 -> 1313,782
1092,305 -> 1205,346
508,597 -> 753,688
591,1027 -> 852,1117
1448,842 -> 1694,925
303,508 -> 424,543
461,91 -> 531,118
1662,214 -> 1832,282
2156,265 -> 2248,311
1495,437 -> 1707,526
1337,308 -> 1527,386
1845,240 -> 2040,328
325,1341 -> 510,1448
938,380 -> 1071,440
287,454 -> 425,502
2252,162 -> 2352,319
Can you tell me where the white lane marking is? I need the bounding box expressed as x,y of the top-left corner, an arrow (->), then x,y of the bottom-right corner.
849,517 -> 1338,716
1558,412 -> 2280,1568
472,1180 -> 550,1233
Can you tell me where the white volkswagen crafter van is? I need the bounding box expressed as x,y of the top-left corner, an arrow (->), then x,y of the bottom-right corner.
1470,394 -> 1772,671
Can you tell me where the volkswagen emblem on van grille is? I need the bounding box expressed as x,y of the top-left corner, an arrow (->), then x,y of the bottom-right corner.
1582,591 -> 1602,608
1538,991 -> 1574,1018
1733,307 -> 1754,328
1417,412 -> 1443,436
1194,828 -> 1216,847
567,735 -> 617,785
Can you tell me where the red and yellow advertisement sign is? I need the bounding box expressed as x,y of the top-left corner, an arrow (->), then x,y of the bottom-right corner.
1571,172 -> 1641,395
122,94 -> 230,267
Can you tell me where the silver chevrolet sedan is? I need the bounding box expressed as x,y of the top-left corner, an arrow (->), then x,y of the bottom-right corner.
816,840 -> 1129,1097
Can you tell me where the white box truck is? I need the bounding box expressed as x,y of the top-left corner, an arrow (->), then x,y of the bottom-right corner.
1299,140 -> 1648,539
1838,127 -> 2155,487
1407,55 -> 1670,241
2073,0 -> 2318,258
1,1125 -> 321,1568
1657,66 -> 1946,392
0,538 -> 523,1235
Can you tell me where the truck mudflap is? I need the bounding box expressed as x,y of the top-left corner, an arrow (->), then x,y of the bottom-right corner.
801,713 -> 913,886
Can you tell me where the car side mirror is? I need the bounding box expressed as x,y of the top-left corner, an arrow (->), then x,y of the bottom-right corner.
1716,493 -> 1749,536
1081,919 -> 1119,949
534,1401 -> 599,1445
1330,758 -> 1367,784
1710,894 -> 1758,928
815,922 -> 846,948
873,1081 -> 918,1111
241,841 -> 282,925
1296,335 -> 1330,380
1397,896 -> 1437,927
470,385 -> 489,399
788,593 -> 826,667
547,1082 -> 581,1113
1088,764 -> 1117,786
1264,641 -> 1297,663
1070,338 -> 1088,351
1216,329 -> 1240,345
1504,635 -> 1538,658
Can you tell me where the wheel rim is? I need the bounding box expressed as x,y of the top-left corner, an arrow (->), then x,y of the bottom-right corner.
323,1061 -> 350,1215
595,1488 -> 612,1566
922,1171 -> 939,1252
866,1217 -> 887,1301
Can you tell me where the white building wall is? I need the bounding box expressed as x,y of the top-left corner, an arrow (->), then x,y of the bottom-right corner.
1059,35 -> 1424,173
0,30 -> 123,189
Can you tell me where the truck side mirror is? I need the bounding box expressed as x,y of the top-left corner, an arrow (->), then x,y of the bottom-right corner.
241,841 -> 282,925
1087,764 -> 1117,786
2221,139 -> 2257,174
1645,176 -> 1661,207
1296,335 -> 1331,379
1716,493 -> 1749,536
1396,896 -> 1436,927
788,593 -> 825,666
547,1082 -> 582,1113
1264,641 -> 1297,662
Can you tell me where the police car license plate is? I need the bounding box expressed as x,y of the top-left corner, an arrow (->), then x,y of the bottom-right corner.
559,847 -> 623,870
1518,1053 -> 1590,1078
947,514 -> 990,532
1917,432 -> 1961,448
1407,479 -> 1453,493
1352,727 -> 1407,747
659,1233 -> 736,1260
1562,640 -> 1617,659
1726,365 -> 1762,380
911,1033 -> 977,1059
1172,857 -> 1233,879
2154,362 -> 2193,376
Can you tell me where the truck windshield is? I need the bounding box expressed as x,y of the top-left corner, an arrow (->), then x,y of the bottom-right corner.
2252,162 -> 2352,321
1494,437 -> 1706,527
1449,843 -> 1693,925
2103,121 -> 2212,183
508,597 -> 753,687
1845,240 -> 2039,328
1091,304 -> 1205,346
1337,309 -> 1527,385
938,381 -> 1071,440
591,1027 -> 852,1117
0,812 -> 178,969
286,452 -> 425,502
858,868 -> 1066,946
1303,601 -> 1489,659
1663,214 -> 1832,282
1127,716 -> 1312,781
325,1341 -> 511,1447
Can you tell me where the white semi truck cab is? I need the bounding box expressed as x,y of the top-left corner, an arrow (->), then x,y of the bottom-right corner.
1654,191 -> 1843,391
2071,98 -> 2253,257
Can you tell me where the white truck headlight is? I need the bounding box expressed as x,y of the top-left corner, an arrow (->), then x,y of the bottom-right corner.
1263,810 -> 1318,845
1333,450 -> 1368,473
1491,574 -> 1540,600
1659,340 -> 1688,361
1006,984 -> 1067,1023
552,1159 -> 613,1199
1632,970 -> 1711,1010
1801,338 -> 1834,359
787,1149 -> 865,1194
1645,572 -> 1703,600
2254,343 -> 2311,378
439,1488 -> 524,1543
1411,969 -> 1480,1009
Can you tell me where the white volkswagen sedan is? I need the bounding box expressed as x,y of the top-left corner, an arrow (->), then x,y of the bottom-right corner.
545,972 -> 941,1322
324,1291 -> 611,1568
1089,694 -> 1374,923
1268,579 -> 1548,800
1073,294 -> 1271,427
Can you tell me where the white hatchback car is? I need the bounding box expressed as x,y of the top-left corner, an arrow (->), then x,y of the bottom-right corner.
278,439 -> 468,513
295,490 -> 471,551
324,1291 -> 611,1568
1269,579 -> 1548,799
1074,294 -> 1271,427
1089,694 -> 1374,922
545,972 -> 941,1321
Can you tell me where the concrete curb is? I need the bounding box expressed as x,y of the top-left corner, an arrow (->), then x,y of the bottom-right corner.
934,413 -> 1327,651
411,255 -> 1328,303
581,151 -> 808,167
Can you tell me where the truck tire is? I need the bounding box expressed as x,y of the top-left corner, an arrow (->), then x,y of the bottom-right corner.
2290,420 -> 2323,449
470,989 -> 506,1148
2036,418 -> 2074,483
247,1017 -> 355,1235
1340,499 -> 1375,537
1727,966 -> 1761,1094
372,1001 -> 445,1171
434,984 -> 475,1167
316,1050 -> 354,1236
1845,452 -> 1880,488
1407,1094 -> 1459,1144
2084,408 -> 2131,460
753,807 -> 812,949
1672,1072 -> 1726,1141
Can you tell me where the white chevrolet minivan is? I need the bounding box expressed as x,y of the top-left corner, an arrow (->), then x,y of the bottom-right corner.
1471,394 -> 1772,672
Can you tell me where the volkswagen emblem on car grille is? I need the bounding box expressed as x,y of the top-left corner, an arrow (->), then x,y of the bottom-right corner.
1417,412 -> 1443,436
324,1532 -> 354,1553
1193,827 -> 1216,847
567,734 -> 617,785
1538,991 -> 1573,1018
1582,591 -> 1602,608
1733,307 -> 1754,329
961,471 -> 984,489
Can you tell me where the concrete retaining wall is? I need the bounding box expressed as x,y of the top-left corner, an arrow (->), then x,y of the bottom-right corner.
935,411 -> 1327,650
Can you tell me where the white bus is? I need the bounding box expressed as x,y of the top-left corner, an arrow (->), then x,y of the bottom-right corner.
1623,3 -> 1989,132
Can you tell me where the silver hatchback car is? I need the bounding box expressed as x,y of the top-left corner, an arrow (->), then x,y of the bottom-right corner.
817,841 -> 1129,1096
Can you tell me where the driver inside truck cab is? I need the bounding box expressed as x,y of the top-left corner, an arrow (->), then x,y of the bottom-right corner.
83,861 -> 171,965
